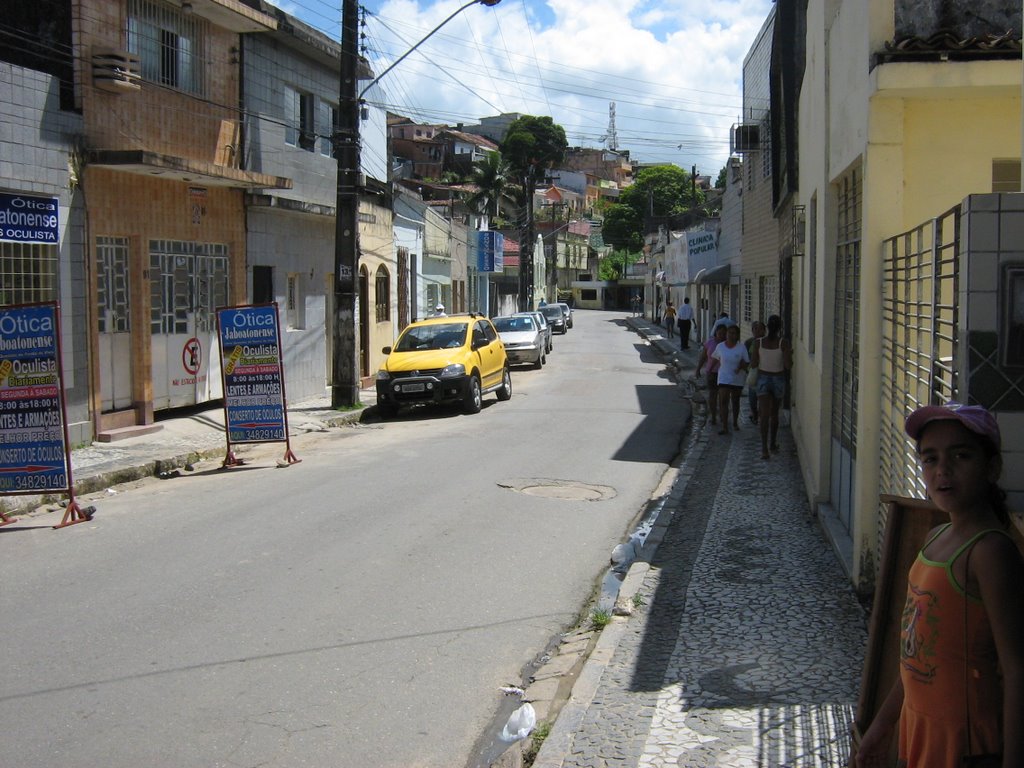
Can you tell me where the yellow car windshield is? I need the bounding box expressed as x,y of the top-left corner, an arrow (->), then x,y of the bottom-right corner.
394,323 -> 469,352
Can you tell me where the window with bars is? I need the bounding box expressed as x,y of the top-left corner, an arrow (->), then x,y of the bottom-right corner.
759,274 -> 777,320
743,278 -> 753,322
285,86 -> 316,151
375,266 -> 390,322
127,0 -> 206,96
0,241 -> 58,306
149,240 -> 227,335
319,100 -> 338,157
97,237 -> 130,333
831,168 -> 862,454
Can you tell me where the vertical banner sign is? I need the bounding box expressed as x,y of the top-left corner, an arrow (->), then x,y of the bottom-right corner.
217,305 -> 286,444
0,303 -> 70,494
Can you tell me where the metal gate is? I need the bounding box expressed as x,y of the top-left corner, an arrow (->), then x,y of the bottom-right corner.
149,240 -> 227,409
880,205 -> 960,524
97,236 -> 133,411
829,168 -> 861,536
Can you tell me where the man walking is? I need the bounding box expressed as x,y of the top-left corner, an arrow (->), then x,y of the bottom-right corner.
677,296 -> 695,349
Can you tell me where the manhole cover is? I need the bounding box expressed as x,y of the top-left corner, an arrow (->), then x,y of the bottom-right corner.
497,478 -> 617,502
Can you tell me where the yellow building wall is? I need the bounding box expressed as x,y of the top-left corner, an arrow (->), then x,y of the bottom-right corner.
359,197 -> 395,382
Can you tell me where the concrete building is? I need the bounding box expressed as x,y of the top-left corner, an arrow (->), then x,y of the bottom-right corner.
241,2 -> 393,394
790,0 -> 1022,591
1,8 -> 90,444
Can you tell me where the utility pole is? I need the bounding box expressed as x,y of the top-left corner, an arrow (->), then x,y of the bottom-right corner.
331,0 -> 361,408
332,0 -> 502,408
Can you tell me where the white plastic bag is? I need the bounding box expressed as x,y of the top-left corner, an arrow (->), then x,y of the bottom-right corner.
500,702 -> 536,742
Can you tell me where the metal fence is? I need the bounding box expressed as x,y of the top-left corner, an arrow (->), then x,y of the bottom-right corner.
879,204 -> 961,534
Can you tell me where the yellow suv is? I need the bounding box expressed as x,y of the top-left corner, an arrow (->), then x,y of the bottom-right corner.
375,314 -> 511,418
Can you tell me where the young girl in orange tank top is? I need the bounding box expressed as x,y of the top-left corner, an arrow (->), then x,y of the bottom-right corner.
855,403 -> 1024,768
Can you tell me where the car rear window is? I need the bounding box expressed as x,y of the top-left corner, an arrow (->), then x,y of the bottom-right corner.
495,316 -> 534,332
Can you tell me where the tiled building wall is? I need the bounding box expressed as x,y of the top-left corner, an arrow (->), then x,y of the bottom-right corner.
959,193 -> 1024,511
740,10 -> 780,332
243,35 -> 339,204
78,0 -> 241,163
246,206 -> 330,403
0,63 -> 91,443
85,168 -> 246,405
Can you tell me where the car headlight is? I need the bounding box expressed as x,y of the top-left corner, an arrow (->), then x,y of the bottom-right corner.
439,363 -> 466,378
376,370 -> 391,381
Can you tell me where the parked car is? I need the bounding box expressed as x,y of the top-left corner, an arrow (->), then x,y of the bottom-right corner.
539,304 -> 567,334
375,314 -> 511,417
553,302 -> 573,329
514,311 -> 553,353
493,314 -> 546,369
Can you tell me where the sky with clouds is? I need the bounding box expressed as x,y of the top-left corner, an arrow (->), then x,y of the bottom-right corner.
278,0 -> 776,174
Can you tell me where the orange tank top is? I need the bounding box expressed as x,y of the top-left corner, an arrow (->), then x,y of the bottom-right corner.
897,526 -> 1006,768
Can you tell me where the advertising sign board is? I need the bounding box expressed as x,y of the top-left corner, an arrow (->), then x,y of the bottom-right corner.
0,192 -> 60,244
0,303 -> 70,495
477,230 -> 505,272
217,304 -> 287,444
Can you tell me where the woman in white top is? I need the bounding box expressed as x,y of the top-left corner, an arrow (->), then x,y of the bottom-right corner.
750,314 -> 792,459
711,324 -> 750,435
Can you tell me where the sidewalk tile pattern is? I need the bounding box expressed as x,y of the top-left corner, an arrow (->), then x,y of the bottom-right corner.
564,414 -> 868,768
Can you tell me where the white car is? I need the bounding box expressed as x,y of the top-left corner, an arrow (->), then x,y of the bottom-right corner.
493,314 -> 546,368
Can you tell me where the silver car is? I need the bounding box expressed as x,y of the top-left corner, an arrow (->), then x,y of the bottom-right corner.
493,314 -> 546,368
514,311 -> 553,353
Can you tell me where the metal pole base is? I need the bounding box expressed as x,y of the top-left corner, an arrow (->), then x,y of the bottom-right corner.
53,500 -> 94,529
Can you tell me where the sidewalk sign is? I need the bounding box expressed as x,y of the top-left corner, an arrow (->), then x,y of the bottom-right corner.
215,303 -> 300,468
0,302 -> 92,528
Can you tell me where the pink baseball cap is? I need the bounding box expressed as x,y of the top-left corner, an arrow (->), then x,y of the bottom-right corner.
905,402 -> 1001,450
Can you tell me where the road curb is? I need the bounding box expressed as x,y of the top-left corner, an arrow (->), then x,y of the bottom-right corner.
530,319 -> 710,767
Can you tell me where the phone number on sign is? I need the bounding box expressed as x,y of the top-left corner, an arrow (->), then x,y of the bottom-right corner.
0,473 -> 66,492
229,429 -> 284,441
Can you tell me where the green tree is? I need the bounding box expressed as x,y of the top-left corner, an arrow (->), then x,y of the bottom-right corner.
716,165 -> 728,189
603,164 -> 705,253
500,115 -> 568,308
601,203 -> 643,252
598,249 -> 639,280
464,151 -> 510,218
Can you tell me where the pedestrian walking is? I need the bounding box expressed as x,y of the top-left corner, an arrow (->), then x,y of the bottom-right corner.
744,320 -> 766,424
663,301 -> 677,338
855,402 -> 1024,768
750,314 -> 791,459
677,297 -> 694,349
696,323 -> 728,427
711,323 -> 749,435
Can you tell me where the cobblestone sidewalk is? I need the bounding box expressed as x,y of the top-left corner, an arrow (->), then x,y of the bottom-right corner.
553,409 -> 868,768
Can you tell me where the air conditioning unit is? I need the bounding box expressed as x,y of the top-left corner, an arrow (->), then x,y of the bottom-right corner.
92,49 -> 141,94
730,123 -> 760,154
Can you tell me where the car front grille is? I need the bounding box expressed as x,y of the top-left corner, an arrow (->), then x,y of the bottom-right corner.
389,368 -> 444,379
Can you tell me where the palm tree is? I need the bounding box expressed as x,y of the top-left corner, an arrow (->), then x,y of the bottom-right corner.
464,151 -> 510,218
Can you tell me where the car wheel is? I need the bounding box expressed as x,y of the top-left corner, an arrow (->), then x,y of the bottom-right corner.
463,374 -> 483,414
496,367 -> 512,401
377,401 -> 399,419
540,351 -> 547,366
533,355 -> 543,370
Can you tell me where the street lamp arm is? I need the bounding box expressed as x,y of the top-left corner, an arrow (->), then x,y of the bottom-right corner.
358,0 -> 499,100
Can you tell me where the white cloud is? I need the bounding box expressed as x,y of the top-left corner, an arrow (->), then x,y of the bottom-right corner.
298,0 -> 774,172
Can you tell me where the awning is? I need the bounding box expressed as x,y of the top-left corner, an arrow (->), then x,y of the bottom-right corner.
694,264 -> 731,284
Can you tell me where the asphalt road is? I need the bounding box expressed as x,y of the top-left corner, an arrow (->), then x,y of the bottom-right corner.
0,310 -> 688,768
